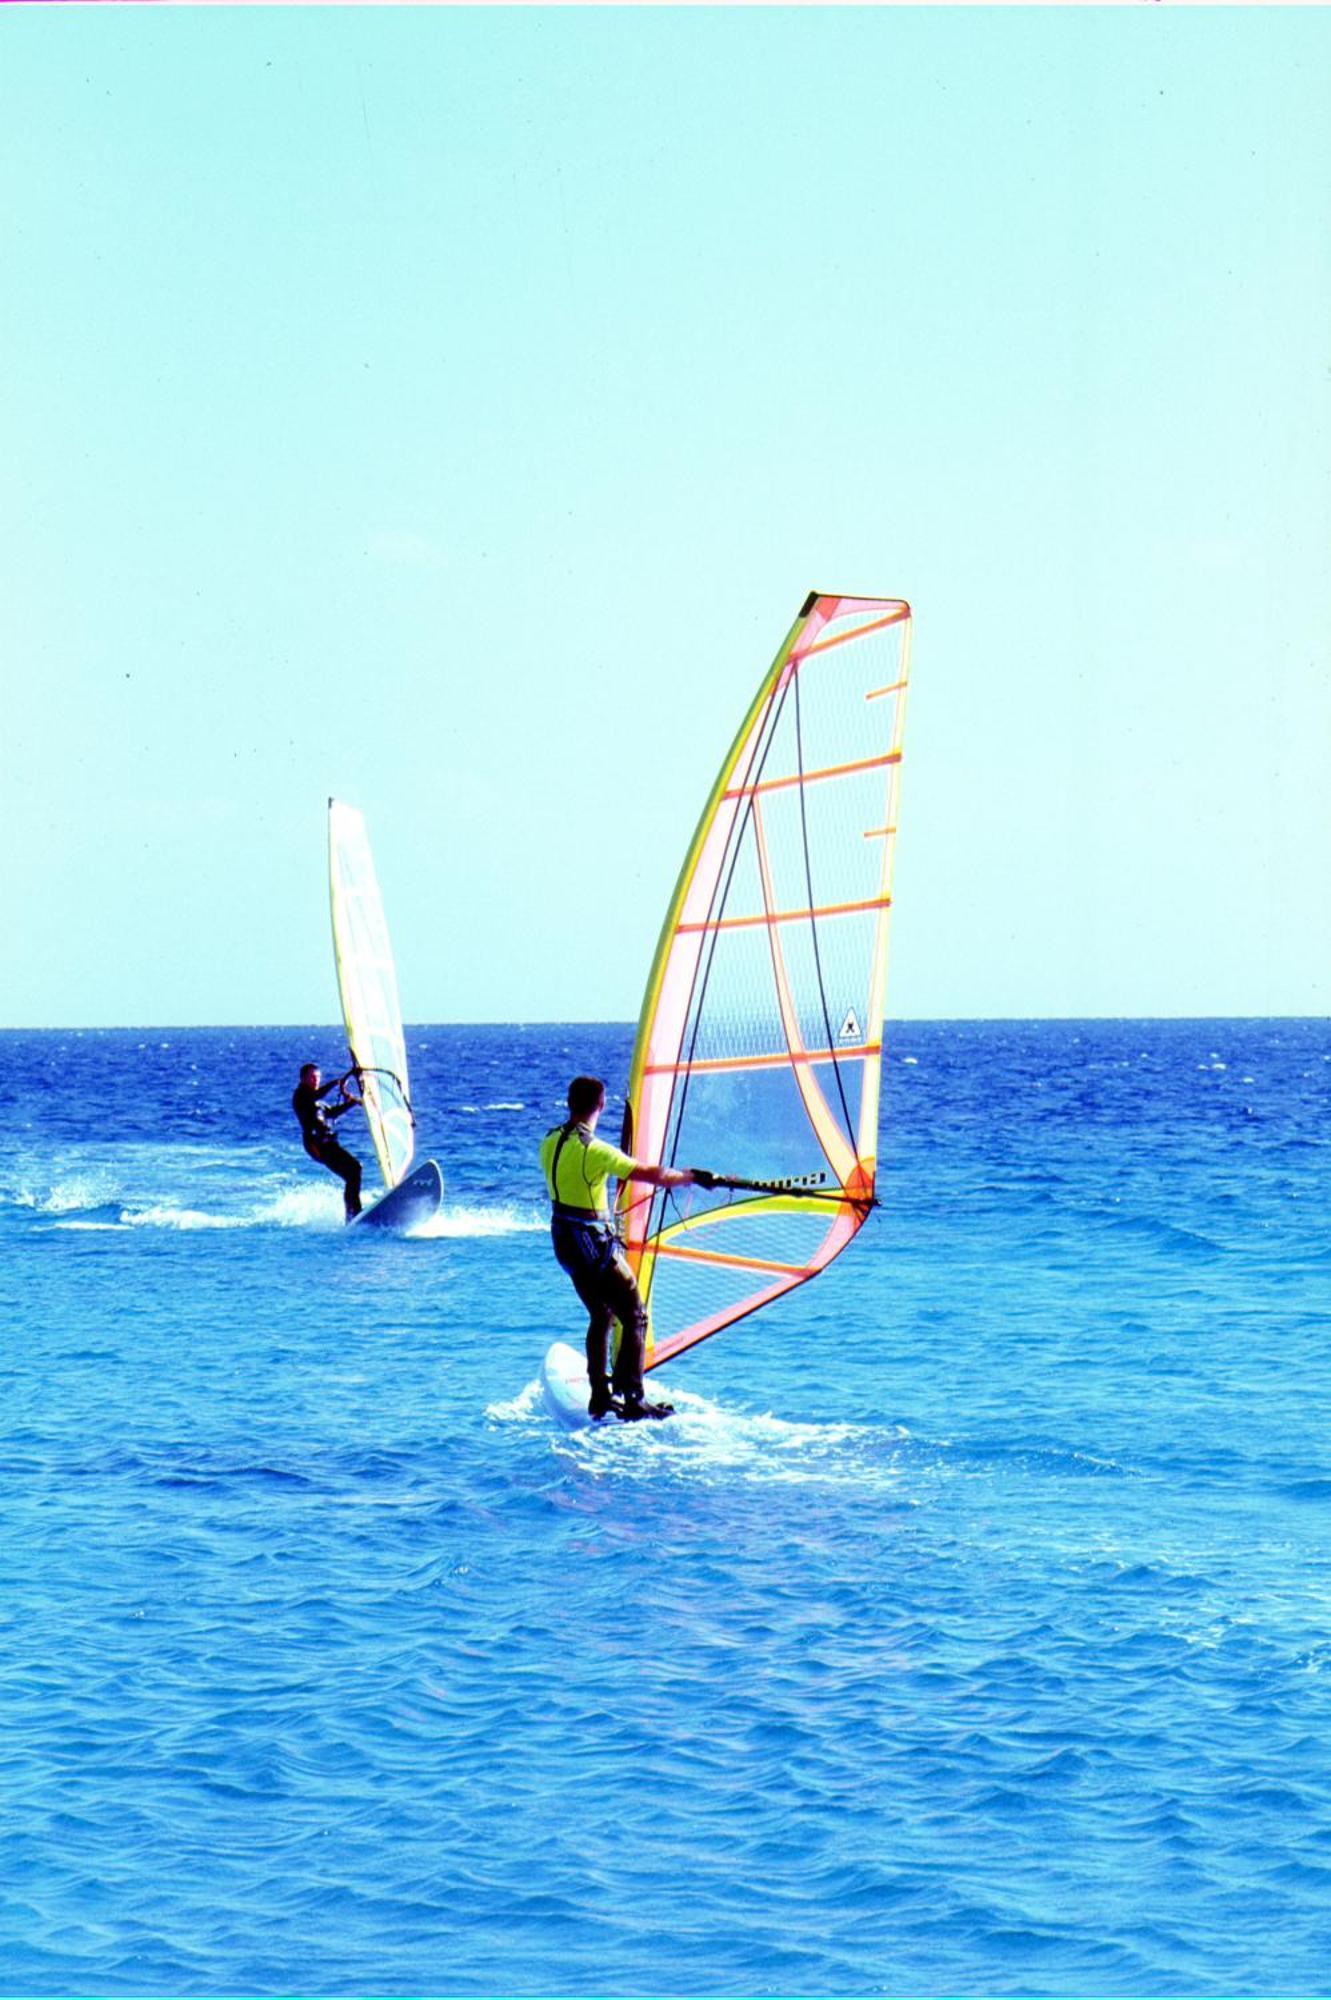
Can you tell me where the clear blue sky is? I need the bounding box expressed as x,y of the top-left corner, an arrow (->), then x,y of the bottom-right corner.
4,6 -> 1328,1026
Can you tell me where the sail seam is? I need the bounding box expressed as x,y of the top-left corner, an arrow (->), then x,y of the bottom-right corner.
793,668 -> 858,1153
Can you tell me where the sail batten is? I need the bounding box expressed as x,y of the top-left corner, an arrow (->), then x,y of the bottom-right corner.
327,800 -> 415,1194
617,592 -> 911,1373
644,1044 -> 882,1077
676,893 -> 892,935
722,748 -> 903,799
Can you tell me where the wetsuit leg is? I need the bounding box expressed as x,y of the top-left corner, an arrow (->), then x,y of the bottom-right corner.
321,1142 -> 363,1219
552,1222 -> 617,1397
582,1305 -> 618,1411
599,1254 -> 650,1402
551,1225 -> 650,1399
552,1221 -> 654,1414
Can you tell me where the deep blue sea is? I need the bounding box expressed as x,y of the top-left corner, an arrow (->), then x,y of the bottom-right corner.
2,1019 -> 1330,1999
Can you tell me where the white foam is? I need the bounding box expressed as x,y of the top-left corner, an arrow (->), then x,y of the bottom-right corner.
486,1381 -> 544,1422
123,1205 -> 243,1231
11,1173 -> 118,1215
414,1204 -> 545,1239
255,1185 -> 344,1230
61,1184 -> 345,1234
495,1374 -> 907,1490
627,1393 -> 875,1476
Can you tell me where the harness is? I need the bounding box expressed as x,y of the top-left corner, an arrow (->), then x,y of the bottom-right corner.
547,1121 -> 615,1231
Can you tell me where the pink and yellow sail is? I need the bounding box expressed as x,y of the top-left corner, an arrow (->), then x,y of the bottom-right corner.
617,591 -> 912,1372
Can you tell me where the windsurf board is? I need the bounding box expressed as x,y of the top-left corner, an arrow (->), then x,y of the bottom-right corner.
350,1159 -> 443,1233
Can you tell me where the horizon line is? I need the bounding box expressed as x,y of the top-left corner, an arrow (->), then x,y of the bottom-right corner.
1,1012 -> 1326,1034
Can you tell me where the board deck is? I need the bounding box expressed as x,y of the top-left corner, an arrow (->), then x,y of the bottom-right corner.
350,1159 -> 444,1233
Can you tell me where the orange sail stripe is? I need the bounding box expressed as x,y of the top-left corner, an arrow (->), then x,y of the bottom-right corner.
723,749 -> 902,802
794,607 -> 910,659
865,676 -> 909,701
862,825 -> 897,840
653,1242 -> 812,1279
676,893 -> 891,936
644,1042 -> 881,1078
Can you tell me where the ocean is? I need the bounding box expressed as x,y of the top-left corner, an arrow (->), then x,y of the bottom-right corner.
2,1018 -> 1329,1998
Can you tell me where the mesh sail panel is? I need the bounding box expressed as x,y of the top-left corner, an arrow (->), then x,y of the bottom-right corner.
620,594 -> 911,1370
327,800 -> 415,1193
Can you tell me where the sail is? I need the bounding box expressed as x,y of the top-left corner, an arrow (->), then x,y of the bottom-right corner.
327,799 -> 415,1193
618,592 -> 911,1372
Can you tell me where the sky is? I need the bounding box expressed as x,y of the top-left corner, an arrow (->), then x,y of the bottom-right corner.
3,5 -> 1329,1027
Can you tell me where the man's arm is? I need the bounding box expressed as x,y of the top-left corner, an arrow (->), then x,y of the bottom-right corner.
317,1069 -> 360,1100
624,1163 -> 693,1191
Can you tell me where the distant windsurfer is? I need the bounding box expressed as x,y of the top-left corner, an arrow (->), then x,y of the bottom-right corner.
540,1075 -> 696,1422
292,1063 -> 364,1220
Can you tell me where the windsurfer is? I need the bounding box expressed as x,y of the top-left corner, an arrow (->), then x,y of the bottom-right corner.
292,1063 -> 364,1220
540,1075 -> 693,1421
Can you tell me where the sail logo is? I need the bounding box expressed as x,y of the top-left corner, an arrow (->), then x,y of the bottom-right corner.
837,1008 -> 862,1043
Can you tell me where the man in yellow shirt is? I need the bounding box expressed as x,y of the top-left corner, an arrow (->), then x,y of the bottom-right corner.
539,1074 -> 694,1421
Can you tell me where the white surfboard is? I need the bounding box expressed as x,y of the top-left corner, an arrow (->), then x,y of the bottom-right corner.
540,1340 -> 594,1429
350,1159 -> 444,1233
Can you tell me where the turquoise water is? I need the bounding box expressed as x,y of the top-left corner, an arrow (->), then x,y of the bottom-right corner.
3,1020 -> 1329,1997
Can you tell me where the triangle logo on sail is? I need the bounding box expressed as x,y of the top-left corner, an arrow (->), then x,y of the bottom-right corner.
837,1007 -> 862,1044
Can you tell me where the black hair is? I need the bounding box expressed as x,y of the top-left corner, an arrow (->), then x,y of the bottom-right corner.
567,1074 -> 606,1121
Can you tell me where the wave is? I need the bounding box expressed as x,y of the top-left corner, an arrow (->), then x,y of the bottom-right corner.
1102,1212 -> 1222,1256
30,1180 -> 543,1238
4,1172 -> 120,1215
46,1184 -> 344,1233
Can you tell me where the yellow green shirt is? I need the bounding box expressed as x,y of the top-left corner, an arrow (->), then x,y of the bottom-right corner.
540,1122 -> 638,1216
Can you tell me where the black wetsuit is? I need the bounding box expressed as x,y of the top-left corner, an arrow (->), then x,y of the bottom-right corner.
550,1211 -> 651,1406
292,1081 -> 363,1219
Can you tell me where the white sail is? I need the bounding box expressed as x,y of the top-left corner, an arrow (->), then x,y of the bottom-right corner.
327,800 -> 415,1193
